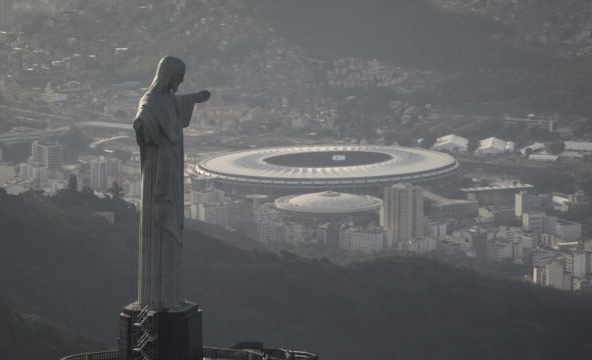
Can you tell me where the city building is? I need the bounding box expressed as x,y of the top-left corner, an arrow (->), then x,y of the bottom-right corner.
507,229 -> 537,253
522,211 -> 546,235
339,225 -> 388,254
475,137 -> 515,155
573,251 -> 592,278
381,183 -> 424,245
192,201 -> 253,228
398,237 -> 438,253
106,158 -> 122,176
503,114 -> 555,133
90,158 -> 108,191
191,188 -> 226,205
486,238 -> 524,263
188,188 -> 254,228
423,190 -> 478,220
554,218 -> 582,241
533,261 -> 572,290
564,141 -> 592,154
18,161 -> 47,189
0,0 -> 13,29
256,220 -> 304,244
515,191 -> 541,218
425,221 -> 447,241
31,140 -> 63,171
461,184 -> 534,207
431,134 -> 469,153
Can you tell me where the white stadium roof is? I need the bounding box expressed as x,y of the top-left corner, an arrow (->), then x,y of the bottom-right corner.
194,145 -> 459,190
275,191 -> 383,214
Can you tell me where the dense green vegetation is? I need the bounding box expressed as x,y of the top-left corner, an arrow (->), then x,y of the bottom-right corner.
2,189 -> 592,359
255,0 -> 592,115
259,0 -> 545,71
0,294 -> 100,360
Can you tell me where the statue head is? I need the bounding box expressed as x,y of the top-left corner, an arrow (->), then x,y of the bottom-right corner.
148,56 -> 186,94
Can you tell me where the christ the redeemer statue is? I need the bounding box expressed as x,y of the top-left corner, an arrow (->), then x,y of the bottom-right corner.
133,56 -> 210,310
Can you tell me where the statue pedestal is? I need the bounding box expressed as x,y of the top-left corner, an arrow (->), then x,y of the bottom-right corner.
118,302 -> 202,360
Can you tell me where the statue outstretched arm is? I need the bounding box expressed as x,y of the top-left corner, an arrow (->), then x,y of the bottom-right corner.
193,90 -> 211,104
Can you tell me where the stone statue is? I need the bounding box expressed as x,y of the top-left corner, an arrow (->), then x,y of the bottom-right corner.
133,56 -> 210,310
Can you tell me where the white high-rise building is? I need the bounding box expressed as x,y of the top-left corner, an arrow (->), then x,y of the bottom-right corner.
90,158 -> 108,191
380,183 -> 424,246
31,140 -> 63,171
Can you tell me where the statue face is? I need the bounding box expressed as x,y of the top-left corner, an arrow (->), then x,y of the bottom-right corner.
170,72 -> 184,93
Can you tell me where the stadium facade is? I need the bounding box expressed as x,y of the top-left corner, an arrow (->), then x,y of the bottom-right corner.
194,145 -> 460,195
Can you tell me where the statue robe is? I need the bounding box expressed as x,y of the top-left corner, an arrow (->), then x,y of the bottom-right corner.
133,92 -> 195,309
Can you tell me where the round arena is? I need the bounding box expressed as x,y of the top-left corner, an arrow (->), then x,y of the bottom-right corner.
194,145 -> 460,195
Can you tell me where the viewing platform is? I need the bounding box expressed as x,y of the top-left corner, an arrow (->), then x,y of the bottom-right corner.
60,345 -> 318,360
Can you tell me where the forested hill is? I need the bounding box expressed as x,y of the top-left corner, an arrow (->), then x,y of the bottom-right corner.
0,295 -> 100,360
257,0 -> 545,70
2,189 -> 592,360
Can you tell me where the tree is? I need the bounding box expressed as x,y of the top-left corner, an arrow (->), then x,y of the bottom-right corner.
68,174 -> 78,192
421,135 -> 437,149
106,181 -> 124,199
546,141 -> 565,155
467,139 -> 480,154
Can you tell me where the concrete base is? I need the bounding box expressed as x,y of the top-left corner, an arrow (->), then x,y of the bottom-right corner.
118,302 -> 202,360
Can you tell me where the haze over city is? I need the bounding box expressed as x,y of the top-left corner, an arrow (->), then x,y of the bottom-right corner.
1,1 -> 592,360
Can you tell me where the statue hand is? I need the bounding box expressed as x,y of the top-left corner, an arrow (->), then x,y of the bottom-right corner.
194,90 -> 211,103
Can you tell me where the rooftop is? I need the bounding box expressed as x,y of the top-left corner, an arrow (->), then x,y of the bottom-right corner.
460,184 -> 534,193
275,191 -> 383,214
195,145 -> 459,187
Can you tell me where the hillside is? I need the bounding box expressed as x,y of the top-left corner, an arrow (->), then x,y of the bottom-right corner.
16,0 -> 592,115
258,0 -> 545,71
0,295 -> 100,360
2,189 -> 592,359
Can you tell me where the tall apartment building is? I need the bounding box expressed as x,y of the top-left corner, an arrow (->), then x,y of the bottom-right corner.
573,251 -> 592,278
380,183 -> 424,245
515,191 -> 541,218
533,261 -> 572,290
90,158 -> 108,191
522,211 -> 546,234
31,140 -> 64,171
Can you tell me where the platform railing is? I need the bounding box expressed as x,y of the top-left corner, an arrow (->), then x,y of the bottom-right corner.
59,350 -> 118,360
60,347 -> 318,360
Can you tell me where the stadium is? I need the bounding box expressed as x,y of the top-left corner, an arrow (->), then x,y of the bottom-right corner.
193,145 -> 460,195
275,191 -> 384,216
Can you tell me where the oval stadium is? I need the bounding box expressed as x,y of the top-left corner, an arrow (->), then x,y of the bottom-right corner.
193,145 -> 460,195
